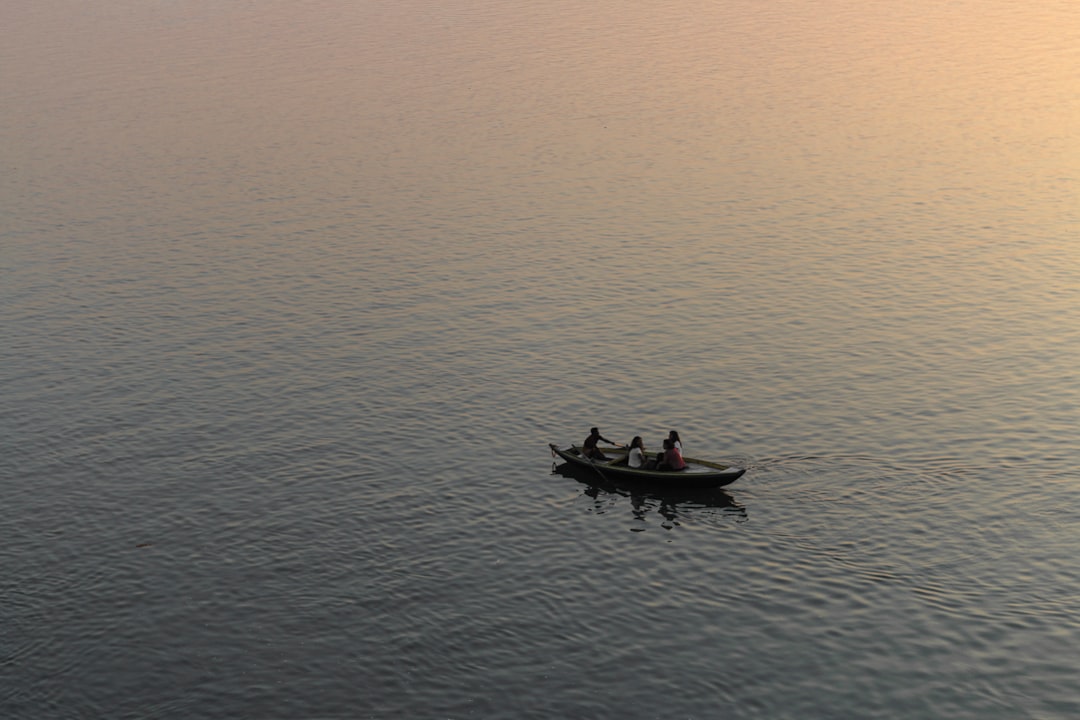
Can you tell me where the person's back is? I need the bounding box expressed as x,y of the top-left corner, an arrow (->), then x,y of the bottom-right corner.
658,438 -> 686,470
627,436 -> 646,468
666,443 -> 687,470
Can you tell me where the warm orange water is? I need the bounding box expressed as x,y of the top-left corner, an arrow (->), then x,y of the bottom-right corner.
3,1 -> 1078,718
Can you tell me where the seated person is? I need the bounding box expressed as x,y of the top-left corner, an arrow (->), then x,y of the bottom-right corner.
657,438 -> 687,471
582,427 -> 618,460
627,436 -> 647,468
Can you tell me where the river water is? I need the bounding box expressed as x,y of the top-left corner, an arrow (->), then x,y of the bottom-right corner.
2,1 -> 1078,718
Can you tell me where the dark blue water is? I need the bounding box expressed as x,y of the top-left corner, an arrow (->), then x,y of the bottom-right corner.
3,1 -> 1079,717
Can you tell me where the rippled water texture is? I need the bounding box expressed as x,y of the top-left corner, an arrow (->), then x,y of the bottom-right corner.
2,0 -> 1079,718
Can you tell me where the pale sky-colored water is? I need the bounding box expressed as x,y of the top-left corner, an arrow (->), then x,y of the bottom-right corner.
5,0 -> 1076,231
3,1 -> 1079,718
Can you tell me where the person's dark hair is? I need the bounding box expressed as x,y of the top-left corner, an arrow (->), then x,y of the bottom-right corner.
668,430 -> 681,443
663,438 -> 673,449
590,427 -> 599,435
630,436 -> 643,449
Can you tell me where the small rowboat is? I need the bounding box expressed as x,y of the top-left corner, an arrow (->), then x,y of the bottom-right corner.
549,444 -> 745,489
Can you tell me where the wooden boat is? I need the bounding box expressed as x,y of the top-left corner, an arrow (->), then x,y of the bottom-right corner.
551,461 -> 746,513
549,444 -> 745,489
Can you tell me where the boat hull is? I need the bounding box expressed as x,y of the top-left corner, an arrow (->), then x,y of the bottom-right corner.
549,444 -> 744,489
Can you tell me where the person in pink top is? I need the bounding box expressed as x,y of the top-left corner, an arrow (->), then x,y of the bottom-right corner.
627,436 -> 647,468
659,437 -> 686,471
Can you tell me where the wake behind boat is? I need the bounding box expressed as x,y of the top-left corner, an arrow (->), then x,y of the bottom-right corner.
549,444 -> 745,489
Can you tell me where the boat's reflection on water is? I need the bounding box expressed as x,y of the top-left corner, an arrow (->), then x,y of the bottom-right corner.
552,462 -> 747,527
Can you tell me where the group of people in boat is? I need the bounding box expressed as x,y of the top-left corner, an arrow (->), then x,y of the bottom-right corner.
582,427 -> 686,471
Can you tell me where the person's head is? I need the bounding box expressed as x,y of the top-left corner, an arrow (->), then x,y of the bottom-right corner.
668,430 -> 680,442
590,427 -> 600,436
663,438 -> 673,450
631,436 -> 643,449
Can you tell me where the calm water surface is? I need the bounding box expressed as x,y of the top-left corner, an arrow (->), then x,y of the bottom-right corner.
3,1 -> 1079,718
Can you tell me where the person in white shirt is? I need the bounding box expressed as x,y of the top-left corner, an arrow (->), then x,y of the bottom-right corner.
627,436 -> 647,468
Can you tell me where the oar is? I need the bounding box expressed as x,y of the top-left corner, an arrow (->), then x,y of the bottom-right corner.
587,453 -> 614,485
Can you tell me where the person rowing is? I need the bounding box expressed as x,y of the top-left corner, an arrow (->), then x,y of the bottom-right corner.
582,427 -> 621,460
